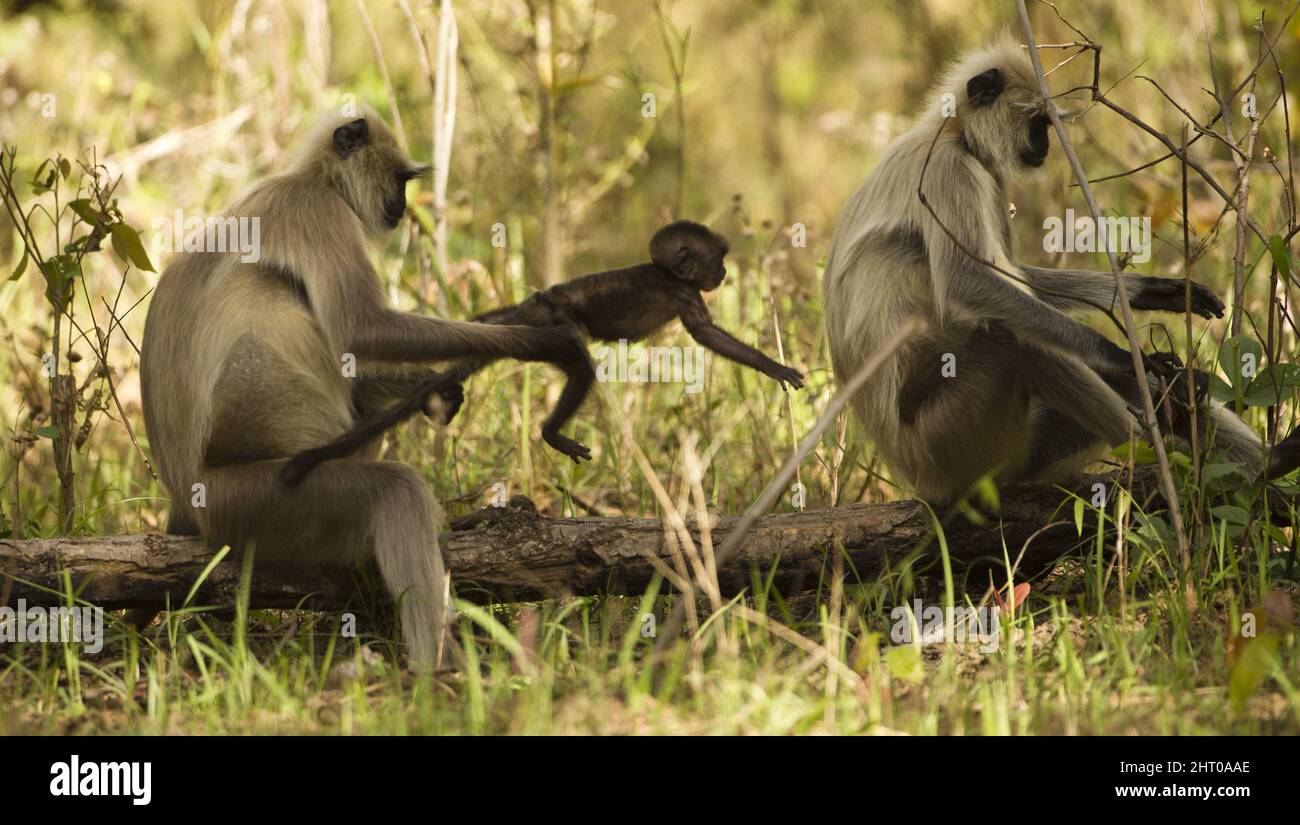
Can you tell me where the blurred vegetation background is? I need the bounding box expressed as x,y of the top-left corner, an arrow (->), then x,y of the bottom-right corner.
2,0 -> 1289,532
2,0 -> 1299,734
2,0 -> 1294,535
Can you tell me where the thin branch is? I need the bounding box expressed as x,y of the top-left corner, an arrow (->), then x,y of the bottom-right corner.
655,317 -> 927,652
354,0 -> 408,151
1086,0 -> 1300,185
1016,0 -> 1191,584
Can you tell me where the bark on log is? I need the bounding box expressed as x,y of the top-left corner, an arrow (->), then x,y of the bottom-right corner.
0,472 -> 1153,611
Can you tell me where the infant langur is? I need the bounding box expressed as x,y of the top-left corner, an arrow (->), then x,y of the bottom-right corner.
281,220 -> 804,483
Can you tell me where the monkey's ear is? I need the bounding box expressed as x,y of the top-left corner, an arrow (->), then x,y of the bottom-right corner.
966,68 -> 1004,108
332,118 -> 370,158
671,246 -> 696,278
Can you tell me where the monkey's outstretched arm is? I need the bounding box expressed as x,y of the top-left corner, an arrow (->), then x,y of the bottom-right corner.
1018,265 -> 1225,319
938,250 -> 1131,375
924,157 -> 1132,376
289,293 -> 591,482
433,296 -> 565,384
349,310 -> 584,366
678,294 -> 804,389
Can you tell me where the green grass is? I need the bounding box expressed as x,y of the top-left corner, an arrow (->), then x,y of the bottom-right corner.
2,561 -> 1297,734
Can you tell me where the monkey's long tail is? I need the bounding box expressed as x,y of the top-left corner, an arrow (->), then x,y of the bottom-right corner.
280,371 -> 464,486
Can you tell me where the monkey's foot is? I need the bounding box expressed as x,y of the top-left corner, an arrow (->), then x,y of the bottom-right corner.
543,430 -> 593,462
423,382 -> 465,424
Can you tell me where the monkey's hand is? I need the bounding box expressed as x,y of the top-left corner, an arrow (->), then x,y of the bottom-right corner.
1142,350 -> 1183,375
421,382 -> 465,425
765,362 -> 805,391
1132,278 -> 1225,320
1143,351 -> 1208,430
542,427 -> 593,463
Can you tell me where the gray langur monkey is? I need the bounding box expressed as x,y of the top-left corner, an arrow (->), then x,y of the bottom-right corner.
823,39 -> 1262,504
140,106 -> 584,668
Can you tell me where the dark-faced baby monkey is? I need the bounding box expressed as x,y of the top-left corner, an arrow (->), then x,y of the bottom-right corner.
140,106 -> 585,669
280,220 -> 804,483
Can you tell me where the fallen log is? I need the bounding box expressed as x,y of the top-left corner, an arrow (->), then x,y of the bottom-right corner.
0,473 -> 1153,611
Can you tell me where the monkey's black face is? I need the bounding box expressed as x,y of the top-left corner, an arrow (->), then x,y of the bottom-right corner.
689,255 -> 727,291
330,117 -> 429,232
383,170 -> 422,228
702,237 -> 729,289
704,261 -> 727,291
1021,113 -> 1051,167
382,185 -> 407,229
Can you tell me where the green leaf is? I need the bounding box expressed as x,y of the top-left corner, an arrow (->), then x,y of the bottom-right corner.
109,223 -> 155,272
58,158 -> 72,180
973,476 -> 999,513
39,256 -> 78,309
31,163 -> 57,194
35,425 -> 60,439
1265,523 -> 1290,547
1218,336 -> 1264,393
1073,497 -> 1085,536
9,247 -> 27,281
1229,632 -> 1281,713
1210,505 -> 1250,526
1209,375 -> 1235,404
40,256 -> 65,291
1200,462 -> 1244,485
1136,512 -> 1173,546
1112,441 -> 1158,464
30,158 -> 50,188
1241,363 -> 1300,407
68,198 -> 104,224
1266,234 -> 1293,278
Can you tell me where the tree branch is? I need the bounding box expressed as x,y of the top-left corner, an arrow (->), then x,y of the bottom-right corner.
0,474 -> 1155,613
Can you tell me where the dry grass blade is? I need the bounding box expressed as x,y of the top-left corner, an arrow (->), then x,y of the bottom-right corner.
655,316 -> 927,652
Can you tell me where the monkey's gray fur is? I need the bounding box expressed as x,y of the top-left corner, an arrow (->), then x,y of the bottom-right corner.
141,106 -> 581,668
823,39 -> 1261,503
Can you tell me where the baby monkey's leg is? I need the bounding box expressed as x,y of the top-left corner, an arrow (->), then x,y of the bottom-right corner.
460,296 -> 597,462
540,359 -> 596,462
